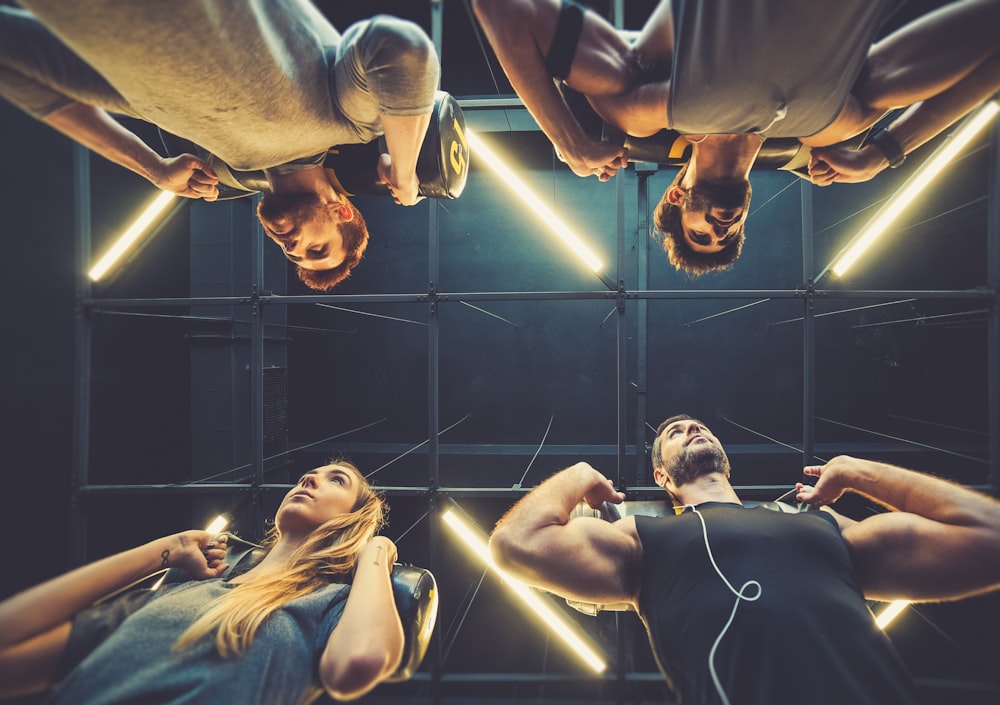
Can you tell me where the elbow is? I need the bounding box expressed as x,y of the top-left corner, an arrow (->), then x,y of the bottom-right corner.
321,643 -> 403,702
0,645 -> 56,699
489,525 -> 532,577
488,525 -> 513,571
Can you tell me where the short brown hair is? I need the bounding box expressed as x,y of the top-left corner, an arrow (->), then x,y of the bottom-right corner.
296,198 -> 370,291
654,165 -> 745,276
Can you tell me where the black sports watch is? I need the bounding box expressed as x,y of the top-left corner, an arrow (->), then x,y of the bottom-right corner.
868,128 -> 906,168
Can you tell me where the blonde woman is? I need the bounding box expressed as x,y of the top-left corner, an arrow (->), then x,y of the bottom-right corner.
0,462 -> 403,704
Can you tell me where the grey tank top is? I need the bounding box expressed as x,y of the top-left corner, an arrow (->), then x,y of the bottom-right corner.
668,0 -> 891,137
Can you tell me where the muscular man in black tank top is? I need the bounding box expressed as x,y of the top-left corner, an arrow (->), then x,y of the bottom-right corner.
491,413 -> 1000,705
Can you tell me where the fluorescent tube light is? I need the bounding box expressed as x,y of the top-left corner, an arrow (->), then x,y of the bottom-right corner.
204,514 -> 230,536
441,507 -> 607,672
466,129 -> 604,273
874,600 -> 909,629
827,99 -> 999,278
88,190 -> 177,281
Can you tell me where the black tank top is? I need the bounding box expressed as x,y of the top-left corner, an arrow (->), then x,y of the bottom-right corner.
635,503 -> 916,705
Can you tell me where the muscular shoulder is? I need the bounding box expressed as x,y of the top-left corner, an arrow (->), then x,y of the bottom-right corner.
819,506 -> 858,534
345,15 -> 435,59
613,515 -> 642,549
611,516 -> 643,593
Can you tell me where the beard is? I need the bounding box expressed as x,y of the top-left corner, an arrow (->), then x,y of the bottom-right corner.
686,179 -> 752,216
256,191 -> 327,236
663,440 -> 731,488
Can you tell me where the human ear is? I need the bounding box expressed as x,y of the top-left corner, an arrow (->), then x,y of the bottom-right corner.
666,186 -> 686,206
335,203 -> 354,222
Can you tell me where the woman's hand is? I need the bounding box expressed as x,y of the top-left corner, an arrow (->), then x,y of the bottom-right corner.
167,531 -> 229,579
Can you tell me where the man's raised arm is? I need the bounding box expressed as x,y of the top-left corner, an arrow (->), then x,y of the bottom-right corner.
472,0 -> 629,180
490,462 -> 640,606
808,0 -> 1000,185
796,456 -> 1000,602
45,104 -> 219,200
808,53 -> 1000,186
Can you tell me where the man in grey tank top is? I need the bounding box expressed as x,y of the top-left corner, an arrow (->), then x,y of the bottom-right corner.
472,0 -> 1000,274
490,414 -> 1000,705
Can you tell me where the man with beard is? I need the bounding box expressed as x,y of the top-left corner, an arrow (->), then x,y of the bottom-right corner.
0,1 -> 440,290
472,0 -> 1000,274
490,414 -> 1000,705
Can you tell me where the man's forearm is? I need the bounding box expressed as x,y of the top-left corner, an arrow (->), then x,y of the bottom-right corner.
44,103 -> 165,185
495,463 -> 599,540
484,45 -> 592,164
380,111 -> 431,202
472,0 -> 605,169
381,112 -> 430,177
841,457 -> 1000,529
879,50 -> 1000,162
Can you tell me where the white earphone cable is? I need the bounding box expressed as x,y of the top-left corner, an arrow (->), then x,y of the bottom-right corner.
677,505 -> 763,705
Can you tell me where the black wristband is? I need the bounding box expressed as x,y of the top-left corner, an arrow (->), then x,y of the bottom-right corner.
868,128 -> 906,168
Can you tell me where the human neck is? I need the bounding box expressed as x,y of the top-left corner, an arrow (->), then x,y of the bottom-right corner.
231,535 -> 304,584
673,474 -> 742,507
685,134 -> 763,184
266,164 -> 341,203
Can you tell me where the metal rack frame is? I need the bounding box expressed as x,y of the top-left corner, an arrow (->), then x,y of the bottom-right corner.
69,107 -> 1000,702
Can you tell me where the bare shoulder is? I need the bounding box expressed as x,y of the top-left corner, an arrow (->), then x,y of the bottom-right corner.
613,514 -> 641,541
819,506 -> 858,533
611,515 -> 643,566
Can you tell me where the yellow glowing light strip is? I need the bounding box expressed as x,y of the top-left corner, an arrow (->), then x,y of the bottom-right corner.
874,600 -> 909,629
441,508 -> 606,672
830,100 -> 999,278
88,190 -> 177,281
875,601 -> 909,629
204,514 -> 230,536
466,129 -> 604,273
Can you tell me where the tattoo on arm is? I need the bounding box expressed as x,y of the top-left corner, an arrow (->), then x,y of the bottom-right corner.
161,550 -> 170,568
373,545 -> 384,567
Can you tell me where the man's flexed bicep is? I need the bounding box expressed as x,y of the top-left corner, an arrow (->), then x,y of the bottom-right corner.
489,462 -> 640,606
797,455 -> 1000,603
841,510 -> 1000,603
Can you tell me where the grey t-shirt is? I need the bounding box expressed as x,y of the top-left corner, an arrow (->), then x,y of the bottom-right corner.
47,579 -> 351,705
17,0 -> 439,170
668,0 -> 891,137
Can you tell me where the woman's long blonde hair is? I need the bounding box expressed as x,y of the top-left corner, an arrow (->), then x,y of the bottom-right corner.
174,461 -> 386,658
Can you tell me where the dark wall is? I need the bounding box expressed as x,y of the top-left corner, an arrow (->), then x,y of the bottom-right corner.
0,101 -> 196,599
0,100 -> 75,597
